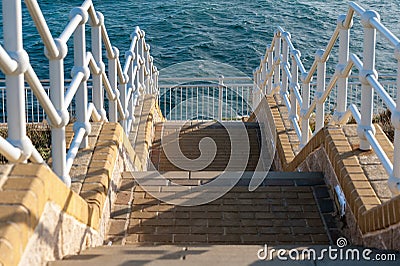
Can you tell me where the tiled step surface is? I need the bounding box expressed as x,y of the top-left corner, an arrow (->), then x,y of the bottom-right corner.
104,171 -> 338,246
50,245 -> 400,266
151,121 -> 263,171
52,170 -> 344,265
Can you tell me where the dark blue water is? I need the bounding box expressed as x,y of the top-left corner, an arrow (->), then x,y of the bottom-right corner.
1,0 -> 400,78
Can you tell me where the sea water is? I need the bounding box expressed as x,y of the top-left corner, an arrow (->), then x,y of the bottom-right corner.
1,0 -> 400,76
0,0 -> 399,120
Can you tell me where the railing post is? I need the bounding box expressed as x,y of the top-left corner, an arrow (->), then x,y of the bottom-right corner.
145,44 -> 151,94
273,30 -> 281,92
254,69 -> 258,106
151,63 -> 158,95
108,46 -> 119,122
153,67 -> 159,98
91,11 -> 106,121
358,11 -> 379,151
261,55 -> 267,94
218,75 -> 224,121
134,57 -> 140,107
253,70 -> 258,108
119,79 -> 128,132
315,49 -> 326,132
139,31 -> 145,94
133,32 -> 141,106
280,32 -> 289,100
389,47 -> 400,195
127,53 -> 134,131
267,45 -> 273,94
73,7 -> 90,148
149,56 -> 154,93
47,36 -> 69,185
289,51 -> 299,122
3,0 -> 31,162
300,80 -> 311,147
334,14 -> 352,123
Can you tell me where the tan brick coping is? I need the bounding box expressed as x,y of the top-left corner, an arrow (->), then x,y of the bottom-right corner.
133,95 -> 165,168
259,94 -> 400,249
0,164 -> 91,266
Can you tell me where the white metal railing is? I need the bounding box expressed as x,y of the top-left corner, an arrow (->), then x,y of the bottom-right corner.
254,1 -> 400,196
0,0 -> 158,186
158,76 -> 253,121
11,76 -> 392,123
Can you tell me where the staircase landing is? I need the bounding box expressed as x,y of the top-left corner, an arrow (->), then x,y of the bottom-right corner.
103,171 -> 336,246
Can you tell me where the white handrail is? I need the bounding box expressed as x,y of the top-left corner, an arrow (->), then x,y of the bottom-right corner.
0,45 -> 18,73
0,136 -> 24,162
25,65 -> 63,127
256,1 -> 400,196
24,0 -> 59,58
64,72 -> 85,109
59,13 -> 82,44
65,126 -> 86,172
0,0 -> 158,186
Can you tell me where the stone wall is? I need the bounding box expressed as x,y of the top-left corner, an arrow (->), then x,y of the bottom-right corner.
263,93 -> 400,250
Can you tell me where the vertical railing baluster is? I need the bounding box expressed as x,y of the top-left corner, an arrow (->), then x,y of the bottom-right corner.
73,8 -> 90,149
315,49 -> 326,132
274,30 -> 281,93
108,47 -> 118,122
301,80 -> 311,147
297,45 -> 310,147
144,44 -> 150,94
48,35 -> 69,184
127,55 -> 134,131
261,55 -> 267,94
225,84 -> 228,119
267,45 -> 273,94
139,31 -> 145,94
164,87 -> 167,118
218,75 -> 224,121
196,86 -> 199,120
289,51 -> 298,124
358,11 -> 379,151
253,70 -> 258,109
281,33 -> 289,101
334,14 -> 352,123
134,36 -> 140,106
149,57 -> 154,94
3,0 -> 29,162
119,79 -> 127,132
91,11 -> 106,121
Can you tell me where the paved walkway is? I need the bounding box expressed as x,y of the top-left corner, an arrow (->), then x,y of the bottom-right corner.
105,171 -> 336,245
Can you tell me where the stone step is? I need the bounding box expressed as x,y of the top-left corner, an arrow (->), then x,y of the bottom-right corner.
49,245 -> 400,266
152,121 -> 262,172
104,171 -> 336,246
50,170 -> 346,265
123,171 -> 324,185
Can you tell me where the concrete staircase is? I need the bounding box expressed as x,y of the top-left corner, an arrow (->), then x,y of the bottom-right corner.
50,120 -> 344,265
151,121 -> 263,171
